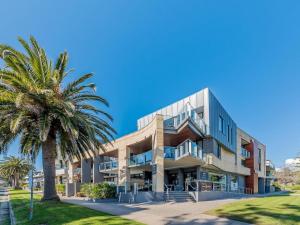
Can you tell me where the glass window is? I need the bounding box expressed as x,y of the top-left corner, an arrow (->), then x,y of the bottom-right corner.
258,148 -> 262,171
227,125 -> 230,142
218,116 -> 224,133
217,143 -> 222,159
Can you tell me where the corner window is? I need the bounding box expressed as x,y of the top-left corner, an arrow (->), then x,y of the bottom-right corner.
218,116 -> 224,133
217,143 -> 222,159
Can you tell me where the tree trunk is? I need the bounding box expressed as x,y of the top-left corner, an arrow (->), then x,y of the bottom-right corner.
15,173 -> 20,189
41,131 -> 59,201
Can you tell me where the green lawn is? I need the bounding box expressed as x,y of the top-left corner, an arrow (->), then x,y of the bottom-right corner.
9,190 -> 143,225
207,194 -> 300,225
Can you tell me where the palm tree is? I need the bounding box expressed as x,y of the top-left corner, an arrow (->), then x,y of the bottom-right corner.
0,36 -> 115,201
0,156 -> 31,189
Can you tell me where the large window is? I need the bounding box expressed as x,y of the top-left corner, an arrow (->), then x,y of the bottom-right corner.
217,143 -> 222,159
227,125 -> 230,142
218,115 -> 224,133
258,148 -> 262,171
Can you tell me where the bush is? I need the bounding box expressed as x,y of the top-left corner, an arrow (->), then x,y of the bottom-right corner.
91,183 -> 116,199
272,182 -> 282,192
56,184 -> 65,195
80,183 -> 94,198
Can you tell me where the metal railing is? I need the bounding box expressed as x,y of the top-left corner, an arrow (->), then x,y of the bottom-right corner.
184,180 -> 253,194
163,104 -> 206,135
99,161 -> 118,171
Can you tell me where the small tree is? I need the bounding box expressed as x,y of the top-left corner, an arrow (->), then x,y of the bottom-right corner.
0,156 -> 31,189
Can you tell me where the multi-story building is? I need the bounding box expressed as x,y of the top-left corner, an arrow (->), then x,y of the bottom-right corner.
66,88 -> 266,201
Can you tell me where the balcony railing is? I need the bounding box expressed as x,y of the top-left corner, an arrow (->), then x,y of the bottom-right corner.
241,147 -> 250,158
163,105 -> 206,135
99,161 -> 118,171
129,150 -> 152,166
164,139 -> 204,160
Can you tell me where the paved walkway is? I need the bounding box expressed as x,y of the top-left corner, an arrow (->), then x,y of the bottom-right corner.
0,188 -> 9,225
62,197 -> 251,225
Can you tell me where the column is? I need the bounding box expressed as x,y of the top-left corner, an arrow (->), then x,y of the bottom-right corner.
67,161 -> 74,183
81,158 -> 92,183
118,147 -> 131,192
93,156 -> 104,183
178,169 -> 184,189
152,115 -> 164,198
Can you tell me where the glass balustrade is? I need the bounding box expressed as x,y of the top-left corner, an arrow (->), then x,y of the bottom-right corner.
163,106 -> 206,134
99,161 -> 118,171
241,147 -> 250,158
164,139 -> 204,160
129,150 -> 152,166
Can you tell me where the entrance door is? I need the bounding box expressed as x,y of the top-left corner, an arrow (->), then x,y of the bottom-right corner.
167,172 -> 178,191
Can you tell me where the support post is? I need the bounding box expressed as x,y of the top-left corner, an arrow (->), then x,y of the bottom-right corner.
93,156 -> 104,183
81,158 -> 92,183
152,115 -> 164,200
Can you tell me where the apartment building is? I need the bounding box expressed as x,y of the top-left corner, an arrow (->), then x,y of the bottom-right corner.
65,88 -> 266,201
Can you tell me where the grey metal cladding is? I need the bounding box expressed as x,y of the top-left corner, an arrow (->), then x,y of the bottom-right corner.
207,90 -> 237,153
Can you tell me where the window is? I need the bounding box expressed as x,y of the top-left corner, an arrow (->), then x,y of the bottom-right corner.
217,143 -> 222,159
258,148 -> 262,171
227,125 -> 230,142
230,128 -> 233,144
218,116 -> 224,133
199,112 -> 204,118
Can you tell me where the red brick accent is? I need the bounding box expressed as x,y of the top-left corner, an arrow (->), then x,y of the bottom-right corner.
244,141 -> 259,193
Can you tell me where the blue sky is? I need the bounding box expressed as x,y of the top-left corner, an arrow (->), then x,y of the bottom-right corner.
1,1 -> 300,168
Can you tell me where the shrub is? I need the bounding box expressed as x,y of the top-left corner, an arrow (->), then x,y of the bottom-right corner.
56,184 -> 65,195
272,182 -> 282,191
80,183 -> 94,198
91,183 -> 116,199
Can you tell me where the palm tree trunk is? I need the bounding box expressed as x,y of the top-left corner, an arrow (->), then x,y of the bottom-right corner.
41,131 -> 59,201
15,173 -> 20,189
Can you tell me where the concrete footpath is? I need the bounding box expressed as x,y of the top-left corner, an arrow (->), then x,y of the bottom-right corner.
62,197 -> 251,225
0,188 -> 9,225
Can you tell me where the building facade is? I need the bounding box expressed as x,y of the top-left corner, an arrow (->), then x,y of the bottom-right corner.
66,88 -> 267,200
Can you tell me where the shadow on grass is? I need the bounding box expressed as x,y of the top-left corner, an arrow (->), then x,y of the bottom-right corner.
10,191 -> 141,225
214,203 -> 300,225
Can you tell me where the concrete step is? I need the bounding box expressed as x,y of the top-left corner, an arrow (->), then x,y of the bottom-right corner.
164,191 -> 195,202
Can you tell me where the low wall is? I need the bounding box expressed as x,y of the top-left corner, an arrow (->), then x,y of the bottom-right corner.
66,182 -> 81,197
119,192 -> 162,203
193,191 -> 246,201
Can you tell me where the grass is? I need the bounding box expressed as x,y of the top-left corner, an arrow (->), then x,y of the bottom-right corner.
9,190 -> 143,225
207,194 -> 300,225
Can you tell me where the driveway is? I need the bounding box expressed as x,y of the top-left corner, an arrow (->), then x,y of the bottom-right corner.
62,197 -> 250,225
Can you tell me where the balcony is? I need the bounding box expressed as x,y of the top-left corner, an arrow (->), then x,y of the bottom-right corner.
163,105 -> 206,135
56,168 -> 67,176
99,160 -> 118,172
164,139 -> 204,160
241,147 -> 250,159
205,153 -> 251,175
129,150 -> 152,167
